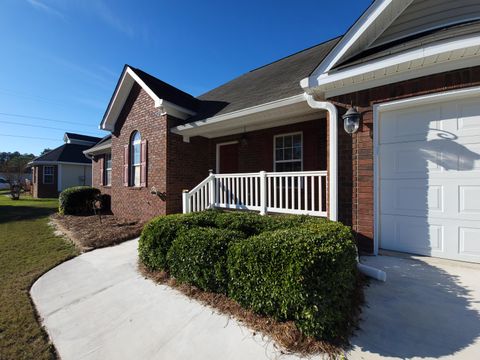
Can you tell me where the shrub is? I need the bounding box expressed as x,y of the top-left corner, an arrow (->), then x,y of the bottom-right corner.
167,227 -> 245,293
213,211 -> 271,236
138,211 -> 220,271
58,186 -> 101,215
227,221 -> 357,340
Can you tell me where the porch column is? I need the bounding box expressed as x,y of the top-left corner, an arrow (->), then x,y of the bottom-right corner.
305,94 -> 338,221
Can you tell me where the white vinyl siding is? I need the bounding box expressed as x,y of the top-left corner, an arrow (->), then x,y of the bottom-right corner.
372,0 -> 480,47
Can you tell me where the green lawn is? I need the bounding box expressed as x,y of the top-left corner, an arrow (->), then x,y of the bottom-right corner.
0,193 -> 78,360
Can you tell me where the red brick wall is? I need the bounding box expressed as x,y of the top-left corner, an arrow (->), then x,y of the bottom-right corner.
92,155 -> 111,197
208,119 -> 328,173
107,84 -> 168,221
32,165 -> 58,198
166,118 -> 211,214
329,66 -> 480,253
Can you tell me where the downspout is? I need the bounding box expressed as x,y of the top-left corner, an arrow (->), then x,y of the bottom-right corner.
304,93 -> 337,222
304,93 -> 386,282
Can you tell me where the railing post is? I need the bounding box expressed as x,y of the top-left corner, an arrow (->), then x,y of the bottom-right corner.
182,190 -> 189,214
208,170 -> 215,209
259,171 -> 267,215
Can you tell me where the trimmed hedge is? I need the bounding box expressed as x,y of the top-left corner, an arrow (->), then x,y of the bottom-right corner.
58,186 -> 100,215
227,222 -> 357,340
138,211 -> 219,271
167,227 -> 245,293
138,210 -> 359,340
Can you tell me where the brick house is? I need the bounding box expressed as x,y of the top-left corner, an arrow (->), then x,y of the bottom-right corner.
29,133 -> 99,198
85,0 -> 480,263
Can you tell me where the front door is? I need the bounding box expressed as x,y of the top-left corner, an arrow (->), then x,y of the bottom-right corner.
217,142 -> 239,173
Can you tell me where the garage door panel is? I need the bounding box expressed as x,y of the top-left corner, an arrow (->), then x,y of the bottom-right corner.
381,179 -> 443,216
459,185 -> 480,216
459,227 -> 480,258
380,140 -> 480,179
380,143 -> 441,179
378,93 -> 480,263
380,105 -> 441,144
457,98 -> 480,135
380,214 -> 444,256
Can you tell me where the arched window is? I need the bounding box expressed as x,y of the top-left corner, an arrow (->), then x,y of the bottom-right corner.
130,131 -> 142,187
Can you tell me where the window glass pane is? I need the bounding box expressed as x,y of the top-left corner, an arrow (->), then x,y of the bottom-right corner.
134,166 -> 141,187
133,144 -> 140,165
293,134 -> 301,147
275,149 -> 283,161
275,162 -> 284,172
284,136 -> 292,147
284,148 -> 292,160
106,170 -> 112,186
106,154 -> 112,169
293,147 -> 301,160
275,137 -> 283,148
292,162 -> 302,171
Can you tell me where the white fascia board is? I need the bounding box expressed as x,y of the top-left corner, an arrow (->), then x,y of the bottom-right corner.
310,34 -> 480,96
28,161 -> 92,166
171,94 -> 306,136
101,67 -> 196,131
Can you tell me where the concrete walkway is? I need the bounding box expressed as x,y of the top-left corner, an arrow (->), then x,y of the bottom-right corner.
31,239 -> 480,360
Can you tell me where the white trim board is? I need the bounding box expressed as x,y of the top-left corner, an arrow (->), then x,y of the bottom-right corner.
372,85 -> 480,256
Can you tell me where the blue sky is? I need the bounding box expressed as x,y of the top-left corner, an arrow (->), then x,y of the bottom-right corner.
0,0 -> 371,155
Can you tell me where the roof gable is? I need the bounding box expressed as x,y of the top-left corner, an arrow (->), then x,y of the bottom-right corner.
100,65 -> 198,131
304,0 -> 414,85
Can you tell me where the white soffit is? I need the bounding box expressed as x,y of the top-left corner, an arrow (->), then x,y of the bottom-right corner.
170,94 -> 325,139
100,67 -> 196,131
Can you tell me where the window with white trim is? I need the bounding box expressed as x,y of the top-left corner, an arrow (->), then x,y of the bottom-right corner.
104,153 -> 112,186
43,166 -> 54,184
130,131 -> 141,187
274,133 -> 302,172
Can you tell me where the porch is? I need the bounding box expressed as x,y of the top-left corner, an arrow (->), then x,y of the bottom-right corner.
182,170 -> 328,217
172,93 -> 339,220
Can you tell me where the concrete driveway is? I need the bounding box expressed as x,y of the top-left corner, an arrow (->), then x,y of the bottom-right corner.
31,239 -> 480,360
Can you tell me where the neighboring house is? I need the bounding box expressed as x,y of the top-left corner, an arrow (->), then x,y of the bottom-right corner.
85,0 -> 480,264
29,133 -> 100,198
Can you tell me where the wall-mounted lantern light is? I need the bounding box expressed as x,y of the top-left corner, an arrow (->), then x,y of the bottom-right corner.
342,106 -> 361,135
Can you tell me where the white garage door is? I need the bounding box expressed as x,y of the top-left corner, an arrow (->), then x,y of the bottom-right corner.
378,93 -> 480,263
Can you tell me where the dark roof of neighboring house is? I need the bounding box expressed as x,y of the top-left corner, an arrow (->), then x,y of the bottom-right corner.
334,20 -> 480,70
30,144 -> 92,164
65,132 -> 102,144
190,37 -> 341,121
129,66 -> 200,111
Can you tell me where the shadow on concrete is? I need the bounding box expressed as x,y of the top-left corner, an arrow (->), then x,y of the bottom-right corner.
351,254 -> 480,358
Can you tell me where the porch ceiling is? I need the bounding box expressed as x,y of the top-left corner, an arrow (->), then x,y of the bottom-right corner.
170,94 -> 325,140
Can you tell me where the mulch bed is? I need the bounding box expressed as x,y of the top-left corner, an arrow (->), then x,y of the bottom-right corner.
51,213 -> 145,252
139,265 -> 365,358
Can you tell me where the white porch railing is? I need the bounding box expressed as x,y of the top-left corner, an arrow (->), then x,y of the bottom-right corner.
182,170 -> 328,217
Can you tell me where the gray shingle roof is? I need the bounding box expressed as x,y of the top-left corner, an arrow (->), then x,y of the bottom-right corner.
190,38 -> 340,121
31,144 -> 92,164
129,66 -> 200,111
